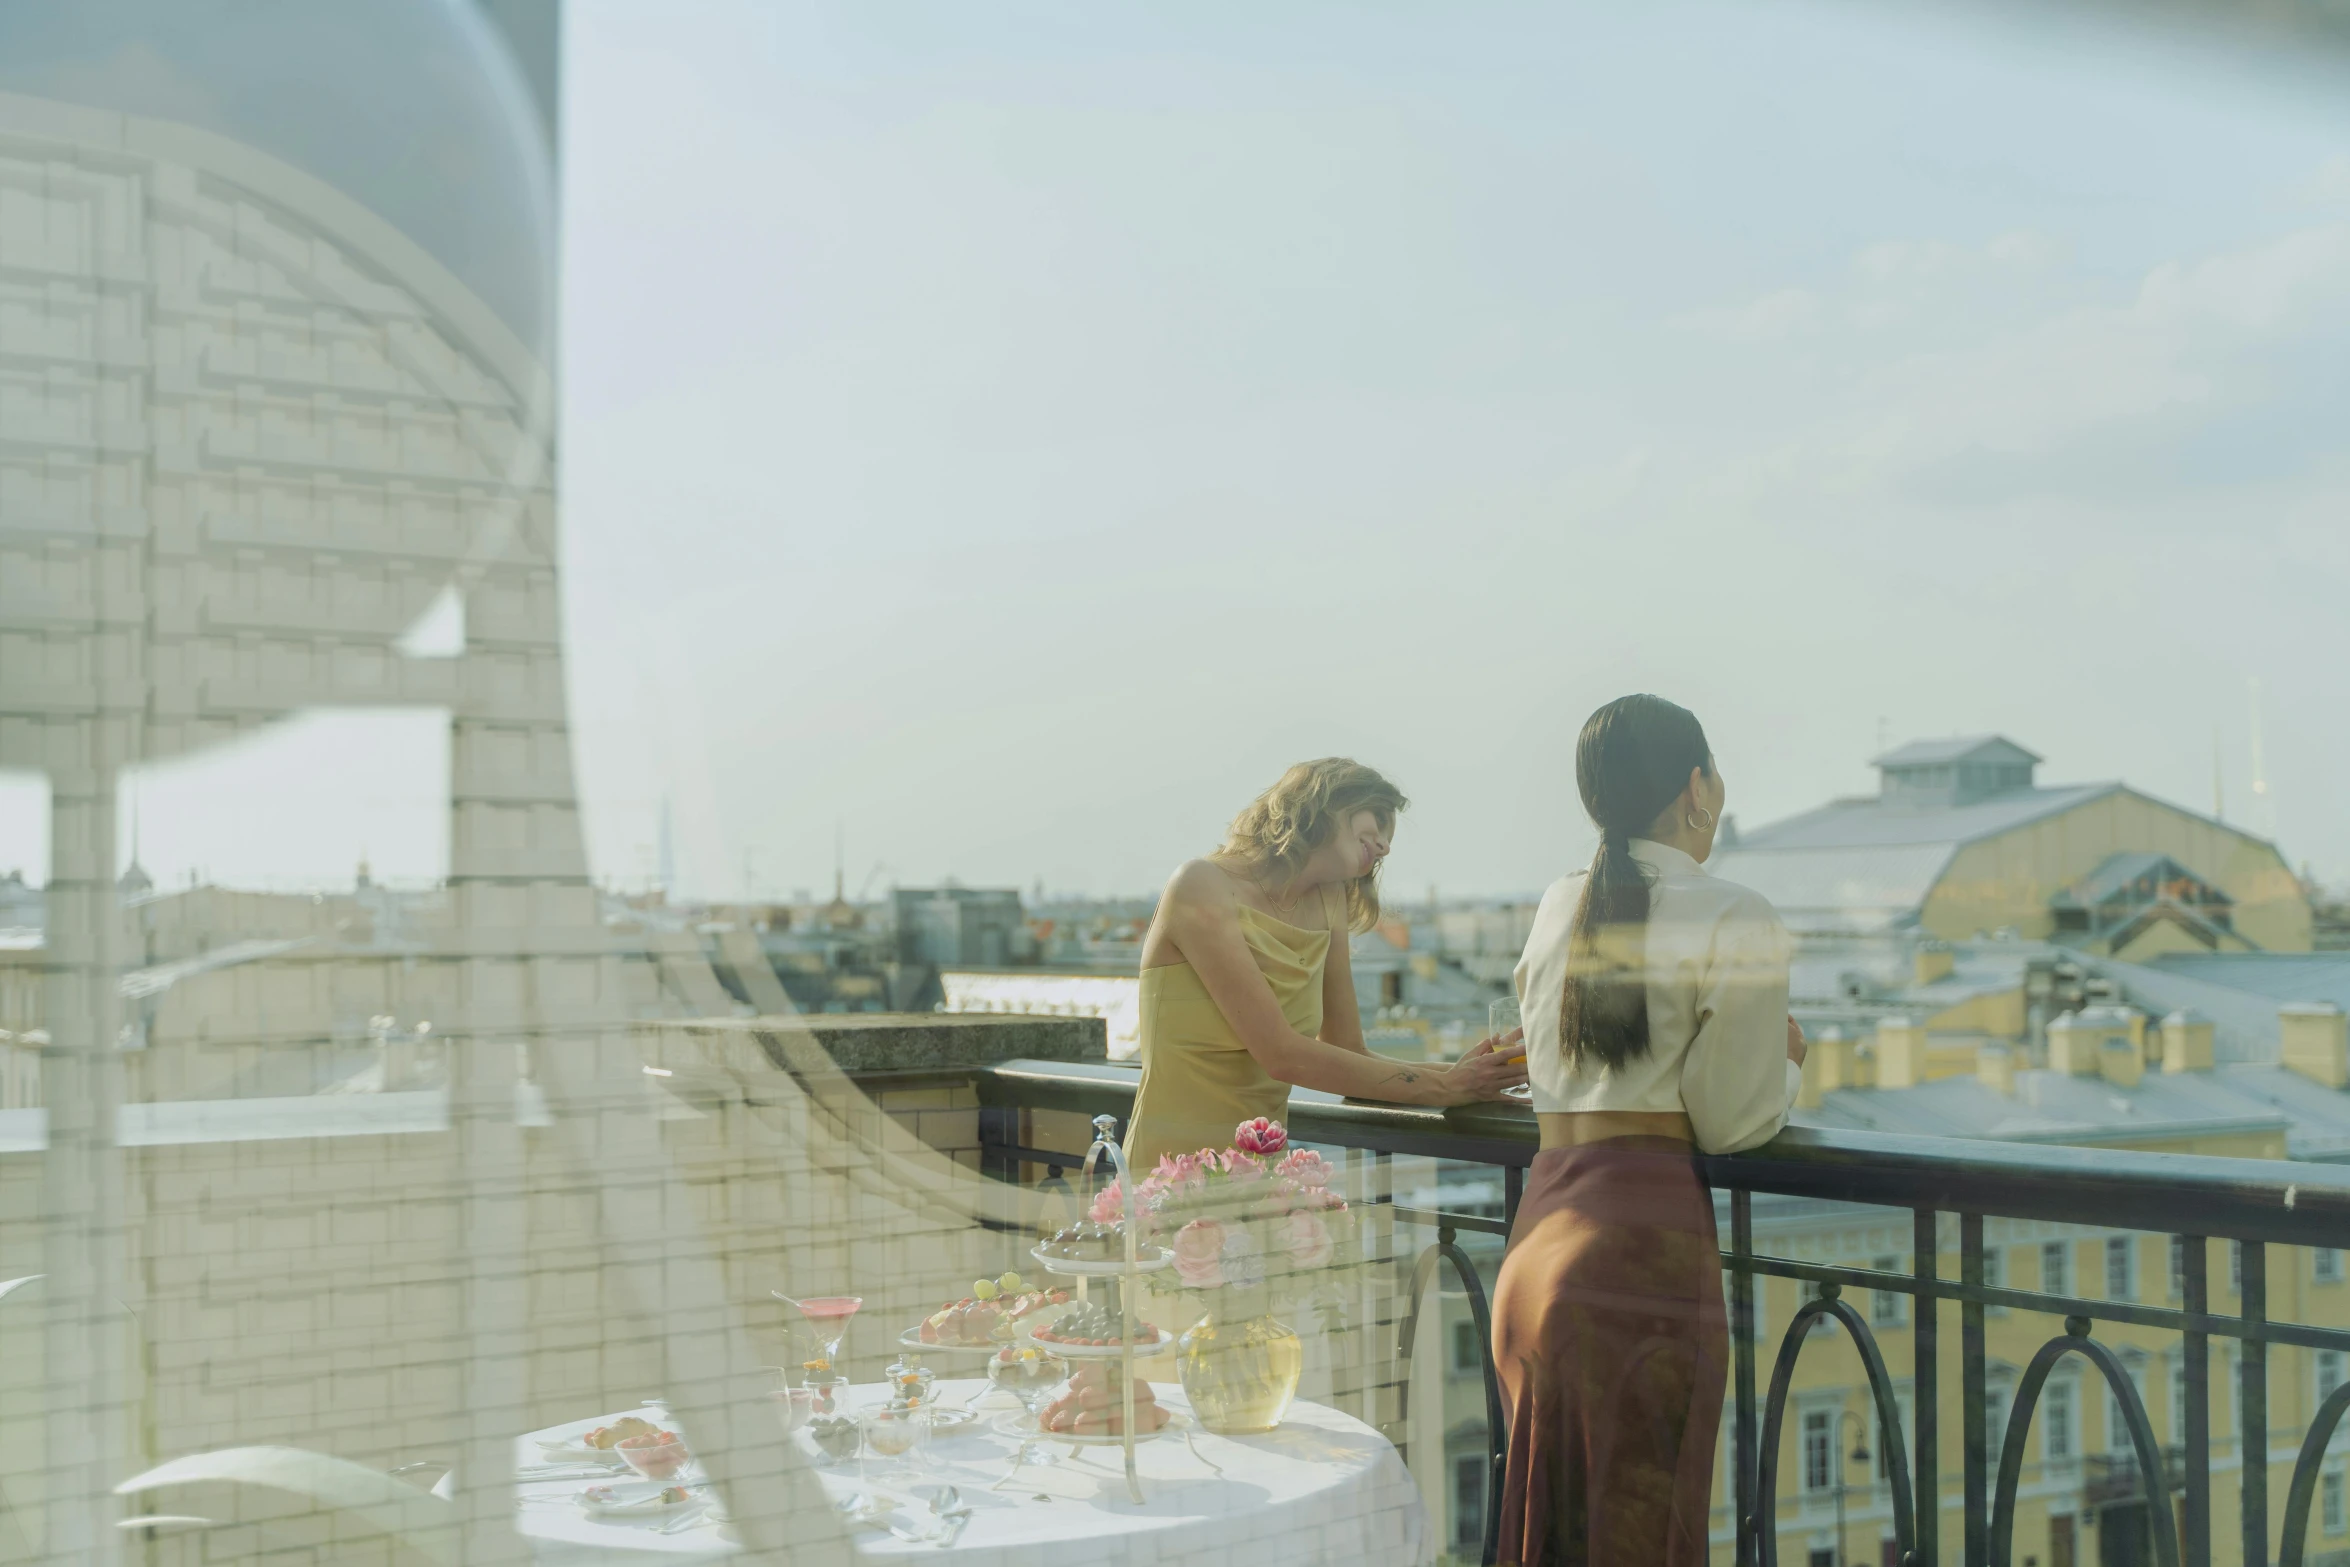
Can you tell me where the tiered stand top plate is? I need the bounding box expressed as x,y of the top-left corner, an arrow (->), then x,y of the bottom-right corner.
1013,1313 -> 1172,1358
1027,1242 -> 1172,1278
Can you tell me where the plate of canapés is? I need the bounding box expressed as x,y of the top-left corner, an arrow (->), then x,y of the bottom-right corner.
1029,1221 -> 1170,1276
1017,1298 -> 1169,1354
576,1480 -> 702,1519
901,1272 -> 1074,1351
535,1415 -> 673,1469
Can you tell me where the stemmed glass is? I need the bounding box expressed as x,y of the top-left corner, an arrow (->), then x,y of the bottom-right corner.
775,1292 -> 863,1384
862,1404 -> 927,1483
989,1347 -> 1068,1481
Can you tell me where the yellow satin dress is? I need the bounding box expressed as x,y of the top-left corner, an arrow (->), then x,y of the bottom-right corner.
1124,904 -> 1330,1172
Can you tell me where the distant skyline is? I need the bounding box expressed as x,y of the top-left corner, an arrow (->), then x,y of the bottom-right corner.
3,1 -> 2348,901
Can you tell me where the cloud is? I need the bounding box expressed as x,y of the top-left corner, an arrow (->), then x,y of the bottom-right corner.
1665,206 -> 2350,510
2307,155 -> 2350,207
1670,286 -> 1821,342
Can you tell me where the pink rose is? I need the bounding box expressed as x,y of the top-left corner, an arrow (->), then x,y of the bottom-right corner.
1220,1151 -> 1269,1191
1087,1182 -> 1123,1224
1233,1118 -> 1288,1157
1275,1149 -> 1332,1189
1282,1210 -> 1334,1270
1172,1219 -> 1227,1287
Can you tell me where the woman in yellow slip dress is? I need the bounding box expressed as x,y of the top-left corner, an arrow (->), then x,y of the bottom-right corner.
1124,758 -> 1528,1172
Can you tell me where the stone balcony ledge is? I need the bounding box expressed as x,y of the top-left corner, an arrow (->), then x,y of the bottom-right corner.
668,1010 -> 1110,1080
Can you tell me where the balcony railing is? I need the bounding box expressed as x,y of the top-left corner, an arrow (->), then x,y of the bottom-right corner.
974,1057 -> 2350,1567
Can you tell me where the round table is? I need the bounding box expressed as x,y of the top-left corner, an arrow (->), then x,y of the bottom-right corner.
513,1379 -> 1432,1567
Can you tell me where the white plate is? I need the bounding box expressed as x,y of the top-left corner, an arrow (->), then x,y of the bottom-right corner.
1029,1243 -> 1172,1277
896,1327 -> 1014,1354
992,1406 -> 1183,1447
1016,1316 -> 1171,1358
576,1480 -> 703,1518
533,1440 -> 624,1467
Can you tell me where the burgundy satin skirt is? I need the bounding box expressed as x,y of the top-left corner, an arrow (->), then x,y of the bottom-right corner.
1491,1138 -> 1726,1567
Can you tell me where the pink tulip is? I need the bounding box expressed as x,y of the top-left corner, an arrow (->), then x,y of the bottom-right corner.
1275,1149 -> 1332,1189
1220,1150 -> 1269,1186
1233,1117 -> 1289,1157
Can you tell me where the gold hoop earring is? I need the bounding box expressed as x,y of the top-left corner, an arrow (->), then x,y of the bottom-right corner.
1686,806 -> 1715,832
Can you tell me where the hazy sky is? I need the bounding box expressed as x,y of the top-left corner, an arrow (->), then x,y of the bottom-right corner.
4,1 -> 2347,902
559,0 -> 2350,900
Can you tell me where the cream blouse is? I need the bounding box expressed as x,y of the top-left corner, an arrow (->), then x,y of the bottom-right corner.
1514,838 -> 1801,1154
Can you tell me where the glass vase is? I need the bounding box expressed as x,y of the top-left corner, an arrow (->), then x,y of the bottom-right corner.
1176,1306 -> 1303,1434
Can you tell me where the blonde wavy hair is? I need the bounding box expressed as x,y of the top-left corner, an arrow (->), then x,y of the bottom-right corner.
1213,758 -> 1408,934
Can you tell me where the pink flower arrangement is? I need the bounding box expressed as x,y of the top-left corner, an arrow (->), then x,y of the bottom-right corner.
1275,1149 -> 1333,1189
1091,1119 -> 1358,1304
1233,1117 -> 1288,1157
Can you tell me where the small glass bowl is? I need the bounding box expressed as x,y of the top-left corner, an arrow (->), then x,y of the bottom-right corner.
616,1431 -> 690,1480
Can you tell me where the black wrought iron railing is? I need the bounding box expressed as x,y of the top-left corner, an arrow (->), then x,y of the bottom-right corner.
974,1057 -> 2350,1567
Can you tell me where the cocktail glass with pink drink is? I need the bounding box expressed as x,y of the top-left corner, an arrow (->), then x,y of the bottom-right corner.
774,1292 -> 862,1383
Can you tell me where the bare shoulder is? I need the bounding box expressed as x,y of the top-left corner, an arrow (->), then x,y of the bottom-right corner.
1163,858 -> 1243,918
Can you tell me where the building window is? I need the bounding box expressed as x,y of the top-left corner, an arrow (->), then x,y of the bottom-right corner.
2170,1356 -> 2187,1444
1453,1454 -> 1484,1550
2171,1236 -> 2186,1299
2106,1237 -> 2135,1301
1808,1552 -> 1835,1567
2318,1249 -> 2345,1286
2326,1467 -> 2347,1536
1984,1245 -> 2008,1316
2319,1349 -> 2347,1409
1987,1383 -> 2011,1473
2045,1380 -> 2076,1461
1803,1408 -> 1834,1492
2233,1241 -> 2245,1295
1450,1318 -> 1481,1377
2042,1241 -> 2072,1297
1807,1281 -> 1837,1336
1872,1256 -> 1908,1328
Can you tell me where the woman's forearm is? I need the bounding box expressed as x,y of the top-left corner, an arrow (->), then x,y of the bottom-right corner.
1255,1031 -> 1449,1105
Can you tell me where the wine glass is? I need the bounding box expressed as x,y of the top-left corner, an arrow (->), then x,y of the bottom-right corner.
775,1292 -> 862,1383
989,1348 -> 1068,1473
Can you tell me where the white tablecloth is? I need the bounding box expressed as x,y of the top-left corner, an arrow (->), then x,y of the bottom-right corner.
514,1379 -> 1432,1567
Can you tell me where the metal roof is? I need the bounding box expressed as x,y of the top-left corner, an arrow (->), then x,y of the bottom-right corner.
1797,1065 -> 2294,1146
1871,736 -> 2043,768
2145,954 -> 2350,1012
1711,842 -> 1960,928
2052,851 -> 2200,910
1731,782 -> 2119,853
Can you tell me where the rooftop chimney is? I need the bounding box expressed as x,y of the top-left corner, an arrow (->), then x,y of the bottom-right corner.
1914,940 -> 1954,987
2281,1002 -> 2349,1090
1978,1042 -> 2016,1096
1876,1017 -> 1926,1090
2099,1034 -> 2143,1090
2160,1010 -> 2215,1074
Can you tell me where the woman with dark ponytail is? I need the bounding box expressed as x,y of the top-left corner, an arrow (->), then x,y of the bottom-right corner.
1492,694 -> 1806,1566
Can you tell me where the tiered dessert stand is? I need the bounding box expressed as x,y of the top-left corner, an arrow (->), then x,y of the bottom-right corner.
1017,1114 -> 1173,1504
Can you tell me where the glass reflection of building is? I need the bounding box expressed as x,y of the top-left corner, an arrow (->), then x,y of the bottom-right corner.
0,6 -> 814,1561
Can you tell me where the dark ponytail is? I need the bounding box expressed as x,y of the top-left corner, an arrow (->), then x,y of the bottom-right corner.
1558,694 -> 1712,1072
